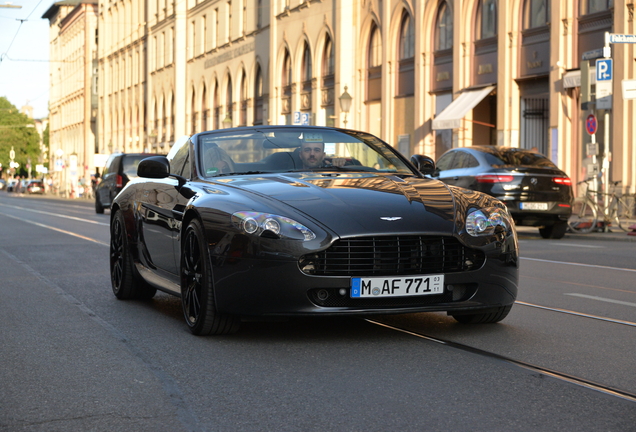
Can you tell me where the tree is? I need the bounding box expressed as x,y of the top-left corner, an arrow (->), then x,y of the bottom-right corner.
0,97 -> 41,178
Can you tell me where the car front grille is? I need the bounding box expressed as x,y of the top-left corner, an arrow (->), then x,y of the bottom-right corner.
299,235 -> 485,276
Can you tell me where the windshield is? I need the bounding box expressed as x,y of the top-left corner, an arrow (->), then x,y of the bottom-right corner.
196,127 -> 414,178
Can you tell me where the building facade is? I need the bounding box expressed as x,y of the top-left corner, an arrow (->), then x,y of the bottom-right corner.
95,0 -> 635,198
43,0 -> 98,196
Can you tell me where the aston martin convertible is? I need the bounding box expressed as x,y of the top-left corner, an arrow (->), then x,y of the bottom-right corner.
109,126 -> 519,335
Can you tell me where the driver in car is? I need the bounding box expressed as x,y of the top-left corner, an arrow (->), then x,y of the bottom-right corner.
299,141 -> 346,169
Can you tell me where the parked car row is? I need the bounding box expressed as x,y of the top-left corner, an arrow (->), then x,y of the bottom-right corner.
1,179 -> 45,194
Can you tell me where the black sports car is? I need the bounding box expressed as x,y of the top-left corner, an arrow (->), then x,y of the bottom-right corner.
431,146 -> 573,239
110,126 -> 519,335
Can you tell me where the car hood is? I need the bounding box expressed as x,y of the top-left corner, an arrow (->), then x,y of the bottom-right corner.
215,173 -> 458,236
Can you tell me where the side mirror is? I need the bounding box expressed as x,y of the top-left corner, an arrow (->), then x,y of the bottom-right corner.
138,156 -> 170,179
410,155 -> 436,176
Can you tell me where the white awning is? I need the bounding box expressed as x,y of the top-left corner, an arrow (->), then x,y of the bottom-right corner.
432,86 -> 495,130
563,70 -> 581,89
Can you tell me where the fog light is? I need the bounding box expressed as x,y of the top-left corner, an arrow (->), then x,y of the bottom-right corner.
317,289 -> 329,301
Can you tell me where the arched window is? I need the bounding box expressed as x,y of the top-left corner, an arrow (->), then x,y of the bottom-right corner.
582,0 -> 613,14
302,42 -> 312,82
201,85 -> 208,131
399,13 -> 414,60
225,76 -> 233,127
153,101 -> 158,144
397,12 -> 414,96
322,35 -> 334,77
477,0 -> 497,40
253,64 -> 263,125
524,0 -> 548,29
213,80 -> 220,130
170,95 -> 174,141
161,98 -> 167,145
240,70 -> 248,126
368,24 -> 382,68
435,1 -> 453,51
321,35 -> 335,127
281,49 -> 292,123
191,87 -> 197,135
367,23 -> 382,102
301,42 -> 312,111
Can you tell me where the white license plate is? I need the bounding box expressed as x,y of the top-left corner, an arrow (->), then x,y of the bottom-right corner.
351,275 -> 444,298
520,202 -> 549,210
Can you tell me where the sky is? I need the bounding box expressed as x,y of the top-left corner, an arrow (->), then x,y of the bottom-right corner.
0,0 -> 51,119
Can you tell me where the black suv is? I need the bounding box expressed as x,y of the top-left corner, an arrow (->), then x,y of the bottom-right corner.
95,153 -> 155,213
431,146 -> 573,239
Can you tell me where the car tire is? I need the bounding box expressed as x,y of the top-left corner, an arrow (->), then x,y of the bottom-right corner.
451,305 -> 512,324
181,219 -> 241,336
95,195 -> 105,214
110,210 -> 157,300
539,222 -> 567,239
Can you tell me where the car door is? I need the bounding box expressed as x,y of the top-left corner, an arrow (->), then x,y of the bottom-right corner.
139,139 -> 192,277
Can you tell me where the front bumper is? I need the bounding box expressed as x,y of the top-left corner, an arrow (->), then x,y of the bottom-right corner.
211,241 -> 519,317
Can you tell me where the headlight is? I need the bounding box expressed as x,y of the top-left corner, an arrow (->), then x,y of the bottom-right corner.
232,211 -> 316,241
466,207 -> 509,237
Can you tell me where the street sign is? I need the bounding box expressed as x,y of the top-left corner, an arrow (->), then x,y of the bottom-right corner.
608,34 -> 636,43
596,59 -> 613,109
596,59 -> 612,81
586,114 -> 598,135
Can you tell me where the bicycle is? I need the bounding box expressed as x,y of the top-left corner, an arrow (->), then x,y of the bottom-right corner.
568,178 -> 635,234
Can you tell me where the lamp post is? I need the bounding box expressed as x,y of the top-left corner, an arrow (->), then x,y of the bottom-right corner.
222,113 -> 233,129
339,86 -> 352,128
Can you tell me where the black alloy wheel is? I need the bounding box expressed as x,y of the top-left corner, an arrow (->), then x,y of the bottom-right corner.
110,210 -> 156,300
451,305 -> 512,324
95,195 -> 104,214
181,219 -> 240,335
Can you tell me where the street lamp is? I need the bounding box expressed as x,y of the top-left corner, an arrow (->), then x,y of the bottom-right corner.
0,3 -> 22,8
222,113 -> 233,129
339,86 -> 352,127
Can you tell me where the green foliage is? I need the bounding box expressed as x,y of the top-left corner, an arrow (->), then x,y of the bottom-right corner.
0,97 -> 41,177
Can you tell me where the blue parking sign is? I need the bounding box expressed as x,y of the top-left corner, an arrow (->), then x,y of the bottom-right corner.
596,59 -> 612,81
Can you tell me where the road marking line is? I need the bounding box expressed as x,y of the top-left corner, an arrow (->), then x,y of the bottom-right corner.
521,257 -> 636,273
547,243 -> 605,248
0,211 -> 108,246
0,202 -> 109,226
564,293 -> 636,308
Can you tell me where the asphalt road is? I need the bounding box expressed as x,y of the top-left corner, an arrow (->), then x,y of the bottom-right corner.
1,193 -> 635,431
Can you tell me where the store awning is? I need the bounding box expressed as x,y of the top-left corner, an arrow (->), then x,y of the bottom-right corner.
563,70 -> 581,89
432,86 -> 495,130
